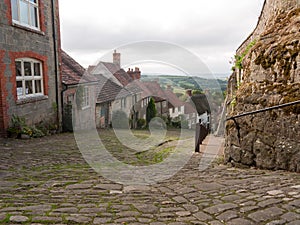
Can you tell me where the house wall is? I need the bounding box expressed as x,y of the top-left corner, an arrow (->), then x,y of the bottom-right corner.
95,102 -> 111,128
62,85 -> 96,131
95,93 -> 143,129
0,0 -> 61,136
155,100 -> 168,117
169,105 -> 185,118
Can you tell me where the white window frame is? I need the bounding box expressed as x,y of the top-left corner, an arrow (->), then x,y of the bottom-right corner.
121,97 -> 127,109
162,101 -> 167,108
16,58 -> 44,100
11,0 -> 40,30
81,86 -> 90,109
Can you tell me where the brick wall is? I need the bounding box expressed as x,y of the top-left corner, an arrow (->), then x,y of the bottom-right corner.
0,0 -> 61,136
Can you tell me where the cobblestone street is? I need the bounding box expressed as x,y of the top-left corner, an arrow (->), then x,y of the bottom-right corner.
0,132 -> 300,225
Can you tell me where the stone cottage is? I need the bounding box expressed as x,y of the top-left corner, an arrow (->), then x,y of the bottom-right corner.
88,51 -> 143,128
61,50 -> 97,131
0,0 -> 62,136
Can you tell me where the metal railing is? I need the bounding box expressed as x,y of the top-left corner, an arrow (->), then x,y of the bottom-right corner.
225,100 -> 300,143
226,100 -> 300,121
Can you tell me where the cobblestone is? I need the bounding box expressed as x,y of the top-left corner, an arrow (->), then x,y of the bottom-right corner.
0,133 -> 300,224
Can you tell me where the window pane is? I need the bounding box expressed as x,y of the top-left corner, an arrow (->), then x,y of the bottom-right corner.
30,6 -> 38,27
11,0 -> 18,21
20,0 -> 29,25
25,80 -> 33,94
35,80 -> 42,93
24,62 -> 31,76
34,63 -> 41,76
17,81 -> 23,97
16,61 -> 22,76
29,0 -> 37,3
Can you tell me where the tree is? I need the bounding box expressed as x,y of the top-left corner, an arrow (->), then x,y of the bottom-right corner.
146,97 -> 157,125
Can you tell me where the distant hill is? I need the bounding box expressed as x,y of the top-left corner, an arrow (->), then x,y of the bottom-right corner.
141,74 -> 227,93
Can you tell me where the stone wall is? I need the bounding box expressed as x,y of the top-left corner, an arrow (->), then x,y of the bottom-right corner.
0,0 -> 61,135
225,0 -> 300,172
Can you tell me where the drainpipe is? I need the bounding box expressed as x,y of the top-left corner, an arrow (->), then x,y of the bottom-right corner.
61,83 -> 68,131
51,0 -> 61,131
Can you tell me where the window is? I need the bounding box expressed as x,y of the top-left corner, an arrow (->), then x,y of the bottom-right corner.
82,86 -> 90,108
121,98 -> 127,109
15,58 -> 44,99
162,101 -> 167,108
11,0 -> 40,30
132,94 -> 138,105
67,94 -> 74,104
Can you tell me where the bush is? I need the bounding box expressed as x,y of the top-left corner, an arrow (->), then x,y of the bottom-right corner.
146,98 -> 157,125
7,115 -> 27,138
137,118 -> 146,129
7,115 -> 46,138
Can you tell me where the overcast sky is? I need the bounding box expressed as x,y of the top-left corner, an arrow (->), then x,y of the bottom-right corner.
59,0 -> 265,77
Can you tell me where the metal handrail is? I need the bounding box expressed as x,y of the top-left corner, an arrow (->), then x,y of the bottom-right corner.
226,100 -> 300,121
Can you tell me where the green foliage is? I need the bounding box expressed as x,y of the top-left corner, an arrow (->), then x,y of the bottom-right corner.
137,118 -> 146,129
146,97 -> 157,124
52,102 -> 58,112
136,146 -> 174,165
7,115 -> 28,138
7,115 -> 47,138
192,89 -> 203,95
234,39 -> 257,70
231,95 -> 237,108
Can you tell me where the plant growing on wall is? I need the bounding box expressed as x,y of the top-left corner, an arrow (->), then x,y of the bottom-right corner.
234,39 -> 257,70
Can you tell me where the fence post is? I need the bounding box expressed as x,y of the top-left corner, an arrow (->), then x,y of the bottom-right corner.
195,120 -> 209,153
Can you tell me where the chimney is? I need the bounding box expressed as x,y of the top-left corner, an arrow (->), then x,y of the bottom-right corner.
167,85 -> 172,91
186,89 -> 192,97
127,67 -> 141,80
113,50 -> 120,68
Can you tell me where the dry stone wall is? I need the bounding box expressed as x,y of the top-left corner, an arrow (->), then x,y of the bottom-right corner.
225,0 -> 300,172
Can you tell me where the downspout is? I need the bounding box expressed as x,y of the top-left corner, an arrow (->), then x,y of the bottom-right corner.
51,0 -> 61,130
61,83 -> 68,131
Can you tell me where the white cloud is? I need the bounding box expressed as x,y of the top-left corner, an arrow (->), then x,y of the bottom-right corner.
59,0 -> 265,74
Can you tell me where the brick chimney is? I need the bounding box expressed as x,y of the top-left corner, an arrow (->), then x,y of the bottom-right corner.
113,50 -> 120,68
127,67 -> 141,80
186,89 -> 192,97
167,85 -> 172,91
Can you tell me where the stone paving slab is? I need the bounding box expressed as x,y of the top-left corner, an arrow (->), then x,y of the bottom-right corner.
0,132 -> 300,224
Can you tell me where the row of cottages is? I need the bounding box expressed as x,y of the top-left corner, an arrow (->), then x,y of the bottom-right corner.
0,0 -> 62,137
87,51 -> 144,129
60,50 -> 211,131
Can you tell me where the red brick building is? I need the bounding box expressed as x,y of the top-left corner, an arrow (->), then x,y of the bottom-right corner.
0,0 -> 62,136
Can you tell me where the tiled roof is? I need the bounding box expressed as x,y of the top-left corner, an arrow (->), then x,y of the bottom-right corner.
129,80 -> 152,99
184,102 -> 198,114
190,94 -> 211,115
61,50 -> 97,85
96,75 -> 130,104
125,80 -> 143,95
143,81 -> 167,102
113,69 -> 134,86
164,89 -> 184,108
93,62 -> 134,87
101,62 -> 120,75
